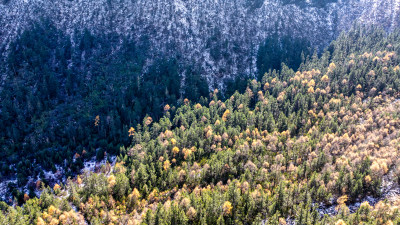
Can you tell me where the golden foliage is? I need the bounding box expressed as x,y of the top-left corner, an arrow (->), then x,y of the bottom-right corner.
364,175 -> 372,184
195,103 -> 202,109
337,195 -> 348,206
222,109 -> 230,121
279,217 -> 287,225
129,127 -> 135,137
49,218 -> 59,225
183,148 -> 192,160
264,82 -> 270,90
329,62 -> 337,71
48,205 -> 59,216
145,117 -> 153,126
131,188 -> 141,199
335,219 -> 347,225
23,193 -> 29,202
114,162 -> 127,174
186,207 -> 197,220
37,217 -> 45,225
209,100 -> 216,107
277,92 -> 285,102
171,138 -> 177,145
321,74 -> 329,82
184,98 -> 190,105
371,160 -> 389,177
108,175 -> 116,188
360,201 -> 372,210
163,160 -> 171,170
368,70 -> 376,76
94,115 -> 100,127
53,184 -> 61,192
307,79 -> 315,87
222,201 -> 233,215
172,146 -> 180,155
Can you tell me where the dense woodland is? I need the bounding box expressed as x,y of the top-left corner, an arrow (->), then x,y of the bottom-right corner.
0,19 -> 310,186
2,25 -> 400,224
0,20 -> 209,183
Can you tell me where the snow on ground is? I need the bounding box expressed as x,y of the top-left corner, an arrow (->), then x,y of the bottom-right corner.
0,154 -> 117,202
0,178 -> 17,202
1,0 -> 399,88
317,159 -> 400,216
81,156 -> 117,174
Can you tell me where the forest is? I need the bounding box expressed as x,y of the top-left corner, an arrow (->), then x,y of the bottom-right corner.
0,25 -> 400,224
0,19 -> 312,187
0,20 -> 209,184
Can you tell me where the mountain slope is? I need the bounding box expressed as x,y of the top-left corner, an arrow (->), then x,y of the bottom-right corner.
1,0 -> 400,85
1,26 -> 400,225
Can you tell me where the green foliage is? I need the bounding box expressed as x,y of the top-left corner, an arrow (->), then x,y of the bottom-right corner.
2,25 -> 400,225
0,20 -> 209,183
257,34 -> 311,79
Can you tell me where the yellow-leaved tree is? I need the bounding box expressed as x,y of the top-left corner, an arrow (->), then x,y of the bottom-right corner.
222,201 -> 233,215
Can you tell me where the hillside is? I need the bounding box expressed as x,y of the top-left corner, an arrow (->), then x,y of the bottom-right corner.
1,26 -> 400,224
1,0 -> 400,184
1,0 -> 400,83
